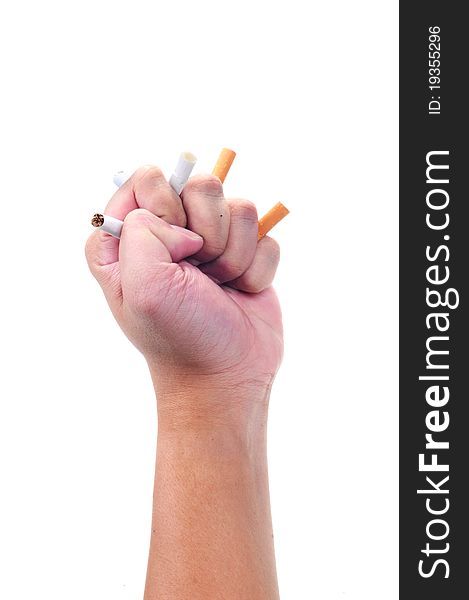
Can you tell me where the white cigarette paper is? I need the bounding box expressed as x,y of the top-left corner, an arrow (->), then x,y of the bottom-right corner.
168,151 -> 197,194
113,170 -> 130,187
96,214 -> 124,238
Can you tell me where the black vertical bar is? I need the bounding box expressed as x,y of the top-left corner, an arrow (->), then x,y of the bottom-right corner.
400,3 -> 468,597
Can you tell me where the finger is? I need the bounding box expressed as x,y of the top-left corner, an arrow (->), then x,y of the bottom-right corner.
90,165 -> 188,269
228,236 -> 280,293
119,209 -> 203,308
181,174 -> 230,263
107,165 -> 187,226
198,199 -> 258,283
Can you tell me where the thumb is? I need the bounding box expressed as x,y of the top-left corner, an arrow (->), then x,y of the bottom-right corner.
119,208 -> 203,295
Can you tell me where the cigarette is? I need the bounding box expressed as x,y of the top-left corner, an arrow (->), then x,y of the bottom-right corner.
257,202 -> 289,240
113,170 -> 129,187
91,213 -> 123,238
212,148 -> 236,183
169,151 -> 197,194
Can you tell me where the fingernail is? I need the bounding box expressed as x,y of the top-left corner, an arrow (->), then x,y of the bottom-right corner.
170,224 -> 203,242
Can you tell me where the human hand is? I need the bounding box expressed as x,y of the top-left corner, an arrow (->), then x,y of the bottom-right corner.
85,166 -> 283,430
86,165 -> 283,597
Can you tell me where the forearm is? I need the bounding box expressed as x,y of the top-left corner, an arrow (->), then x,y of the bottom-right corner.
144,385 -> 279,600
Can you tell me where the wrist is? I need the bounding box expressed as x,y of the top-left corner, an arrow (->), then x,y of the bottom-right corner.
149,365 -> 273,442
156,423 -> 268,471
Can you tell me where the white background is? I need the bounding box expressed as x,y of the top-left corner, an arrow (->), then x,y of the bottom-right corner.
0,1 -> 398,598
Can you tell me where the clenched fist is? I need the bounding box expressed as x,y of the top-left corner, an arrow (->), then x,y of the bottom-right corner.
86,165 -> 283,429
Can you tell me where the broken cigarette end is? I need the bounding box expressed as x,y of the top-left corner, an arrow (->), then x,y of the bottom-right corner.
212,148 -> 236,183
90,213 -> 123,238
258,202 -> 290,240
91,213 -> 105,227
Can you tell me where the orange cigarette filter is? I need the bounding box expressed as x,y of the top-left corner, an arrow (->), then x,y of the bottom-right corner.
212,148 -> 236,183
257,202 -> 290,240
212,147 -> 289,239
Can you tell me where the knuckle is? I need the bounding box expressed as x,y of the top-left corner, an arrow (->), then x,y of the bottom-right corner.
223,261 -> 245,280
211,256 -> 245,281
229,198 -> 258,222
133,165 -> 166,192
203,240 -> 226,259
131,165 -> 153,183
166,206 -> 187,228
263,236 -> 281,264
238,276 -> 264,294
184,174 -> 223,197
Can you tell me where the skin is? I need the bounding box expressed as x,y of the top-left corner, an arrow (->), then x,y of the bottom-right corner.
85,165 -> 282,599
